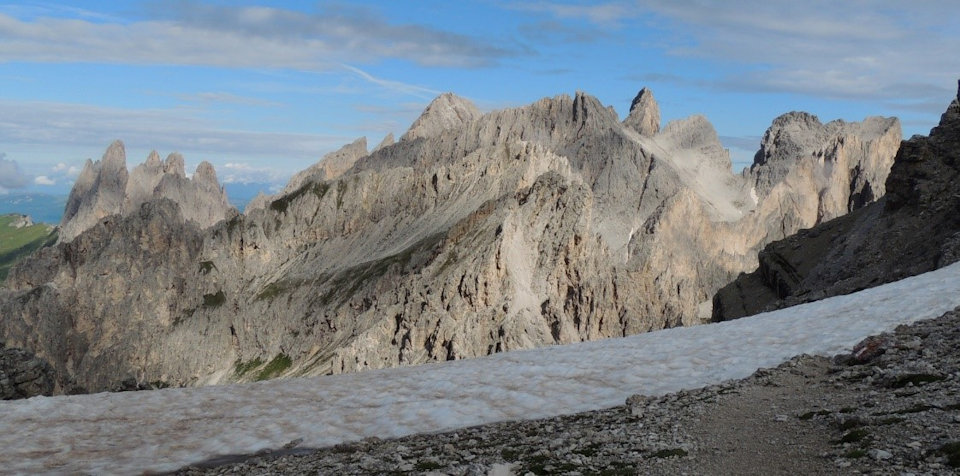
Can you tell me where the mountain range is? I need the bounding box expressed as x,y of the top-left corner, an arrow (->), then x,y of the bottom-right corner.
0,86 -> 903,394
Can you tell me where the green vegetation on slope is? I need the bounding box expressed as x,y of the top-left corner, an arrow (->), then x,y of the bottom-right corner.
0,214 -> 58,282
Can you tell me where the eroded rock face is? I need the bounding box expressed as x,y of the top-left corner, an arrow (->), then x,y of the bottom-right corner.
400,93 -> 481,142
58,142 -> 235,243
751,112 -> 900,222
0,87 -> 901,393
60,141 -> 129,243
282,137 -> 368,195
714,82 -> 960,320
0,342 -> 55,400
623,87 -> 660,136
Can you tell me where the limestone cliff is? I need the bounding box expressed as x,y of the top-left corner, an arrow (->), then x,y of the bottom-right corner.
58,141 -> 235,243
0,88 -> 900,393
623,87 -> 660,136
713,82 -> 960,320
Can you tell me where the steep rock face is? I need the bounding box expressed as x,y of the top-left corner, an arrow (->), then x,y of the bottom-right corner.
751,112 -> 900,223
623,87 -> 660,136
58,142 -> 234,242
714,82 -> 960,320
0,88 -> 901,393
3,200 -> 224,392
60,141 -> 129,243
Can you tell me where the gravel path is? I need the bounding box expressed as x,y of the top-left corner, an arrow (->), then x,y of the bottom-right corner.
178,308 -> 960,475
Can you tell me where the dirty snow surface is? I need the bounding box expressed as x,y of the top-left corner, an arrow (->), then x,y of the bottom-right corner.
4,262 -> 960,474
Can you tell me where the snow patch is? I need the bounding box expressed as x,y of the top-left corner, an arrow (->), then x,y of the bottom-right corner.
3,262 -> 960,474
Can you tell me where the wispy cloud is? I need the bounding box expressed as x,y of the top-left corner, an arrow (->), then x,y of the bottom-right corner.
0,99 -> 351,161
0,2 -> 513,69
518,20 -> 608,44
634,0 -> 960,110
174,91 -> 281,108
341,64 -> 442,100
508,1 -> 636,27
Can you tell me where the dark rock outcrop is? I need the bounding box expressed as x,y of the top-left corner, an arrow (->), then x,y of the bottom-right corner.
0,342 -> 55,399
714,81 -> 960,320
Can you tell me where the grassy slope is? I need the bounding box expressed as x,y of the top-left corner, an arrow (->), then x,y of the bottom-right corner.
0,214 -> 58,282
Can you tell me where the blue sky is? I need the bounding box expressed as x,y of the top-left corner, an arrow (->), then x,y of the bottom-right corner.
1,1 -> 958,196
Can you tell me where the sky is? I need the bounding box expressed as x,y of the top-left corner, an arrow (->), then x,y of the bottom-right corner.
0,0 -> 958,196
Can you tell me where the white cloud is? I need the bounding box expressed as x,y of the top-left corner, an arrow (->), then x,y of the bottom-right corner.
0,153 -> 31,191
0,3 -> 512,69
33,175 -> 55,186
220,162 -> 288,185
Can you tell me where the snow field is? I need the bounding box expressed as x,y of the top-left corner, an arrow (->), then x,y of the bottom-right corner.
2,261 -> 959,474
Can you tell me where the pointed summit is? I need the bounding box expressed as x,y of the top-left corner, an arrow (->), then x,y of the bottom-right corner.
102,140 -> 127,172
59,140 -> 129,242
372,132 -> 395,153
163,153 -> 186,177
145,150 -> 162,168
194,161 -> 218,185
401,92 -> 481,142
623,87 -> 660,136
280,137 -> 368,195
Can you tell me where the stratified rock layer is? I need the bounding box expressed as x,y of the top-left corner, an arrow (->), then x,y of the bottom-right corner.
714,82 -> 960,320
0,88 -> 900,393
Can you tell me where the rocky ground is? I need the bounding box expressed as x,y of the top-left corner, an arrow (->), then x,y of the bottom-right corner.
177,307 -> 960,475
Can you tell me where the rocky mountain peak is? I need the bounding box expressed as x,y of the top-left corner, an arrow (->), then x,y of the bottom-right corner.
59,141 -> 129,242
753,112 -> 824,167
145,150 -> 162,168
277,137 -> 369,197
163,153 -> 186,177
931,79 -> 960,136
194,161 -> 218,185
749,110 -> 901,212
58,143 -> 234,242
372,132 -> 395,153
623,87 -> 661,136
102,140 -> 127,172
401,92 -> 481,141
324,137 -> 367,178
658,114 -> 731,171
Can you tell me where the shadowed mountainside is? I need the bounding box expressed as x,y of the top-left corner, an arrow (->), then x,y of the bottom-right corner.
714,81 -> 960,320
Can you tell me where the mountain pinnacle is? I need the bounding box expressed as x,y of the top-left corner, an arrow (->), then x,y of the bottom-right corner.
623,87 -> 661,136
